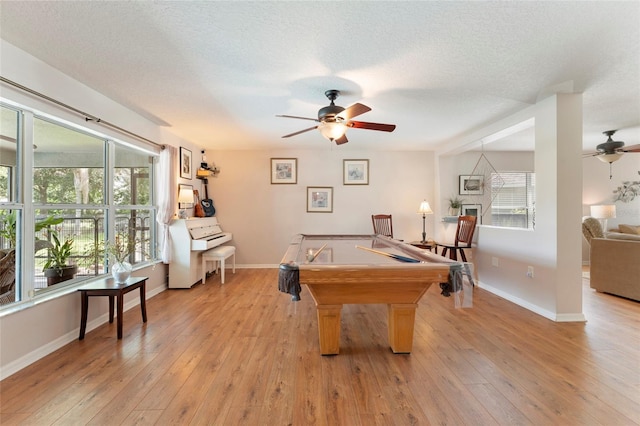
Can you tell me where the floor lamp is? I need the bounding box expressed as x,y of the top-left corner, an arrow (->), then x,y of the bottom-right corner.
418,200 -> 433,243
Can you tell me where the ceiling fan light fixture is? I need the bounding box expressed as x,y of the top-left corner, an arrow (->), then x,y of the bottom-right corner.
318,121 -> 347,141
597,153 -> 623,163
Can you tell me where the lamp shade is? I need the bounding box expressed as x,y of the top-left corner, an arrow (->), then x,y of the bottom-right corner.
318,121 -> 347,141
418,200 -> 433,214
590,204 -> 616,219
597,153 -> 623,164
177,187 -> 194,204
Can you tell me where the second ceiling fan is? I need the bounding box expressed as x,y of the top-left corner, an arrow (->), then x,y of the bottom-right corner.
584,130 -> 640,178
277,89 -> 396,145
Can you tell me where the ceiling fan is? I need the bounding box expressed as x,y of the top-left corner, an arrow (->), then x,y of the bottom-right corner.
584,130 -> 640,178
276,89 -> 396,145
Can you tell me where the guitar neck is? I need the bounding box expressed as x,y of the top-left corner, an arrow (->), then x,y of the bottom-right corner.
203,178 -> 209,199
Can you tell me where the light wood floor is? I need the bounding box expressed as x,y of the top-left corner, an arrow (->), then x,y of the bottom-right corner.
1,269 -> 638,425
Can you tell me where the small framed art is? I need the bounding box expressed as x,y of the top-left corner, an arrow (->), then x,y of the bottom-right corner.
459,175 -> 483,195
462,204 -> 482,223
343,159 -> 369,185
271,158 -> 297,184
307,186 -> 333,213
180,147 -> 193,179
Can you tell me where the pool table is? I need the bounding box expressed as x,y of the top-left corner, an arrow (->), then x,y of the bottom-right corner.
278,234 -> 462,355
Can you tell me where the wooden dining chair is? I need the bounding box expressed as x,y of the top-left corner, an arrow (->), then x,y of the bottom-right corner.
436,215 -> 477,261
371,214 -> 394,238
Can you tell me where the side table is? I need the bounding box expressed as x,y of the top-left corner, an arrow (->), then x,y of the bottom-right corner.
78,276 -> 148,340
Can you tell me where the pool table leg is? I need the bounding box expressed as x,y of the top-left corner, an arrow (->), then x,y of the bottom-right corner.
388,303 -> 418,353
316,304 -> 342,355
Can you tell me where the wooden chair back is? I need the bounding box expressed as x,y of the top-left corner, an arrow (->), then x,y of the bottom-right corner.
455,215 -> 478,247
371,214 -> 393,238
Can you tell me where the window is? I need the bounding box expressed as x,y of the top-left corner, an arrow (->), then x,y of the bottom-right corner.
33,117 -> 105,204
0,165 -> 12,202
0,105 -> 21,304
491,172 -> 535,229
0,102 -> 158,307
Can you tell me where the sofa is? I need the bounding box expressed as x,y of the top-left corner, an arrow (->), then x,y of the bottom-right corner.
589,224 -> 640,302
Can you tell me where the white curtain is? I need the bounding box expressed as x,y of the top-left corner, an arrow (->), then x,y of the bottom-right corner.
156,145 -> 177,263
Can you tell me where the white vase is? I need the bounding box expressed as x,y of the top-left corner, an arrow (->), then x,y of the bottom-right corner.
112,261 -> 132,283
449,207 -> 460,216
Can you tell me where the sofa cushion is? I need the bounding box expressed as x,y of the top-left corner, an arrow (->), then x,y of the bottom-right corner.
605,232 -> 640,242
618,224 -> 640,235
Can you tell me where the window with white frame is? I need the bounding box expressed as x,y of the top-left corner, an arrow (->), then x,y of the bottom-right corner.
490,172 -> 535,229
0,103 -> 157,307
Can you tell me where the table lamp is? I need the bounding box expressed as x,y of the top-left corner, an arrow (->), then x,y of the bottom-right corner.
590,204 -> 616,232
418,200 -> 433,243
177,187 -> 194,219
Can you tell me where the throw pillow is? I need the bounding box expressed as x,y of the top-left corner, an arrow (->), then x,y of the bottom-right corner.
582,217 -> 604,241
619,224 -> 640,235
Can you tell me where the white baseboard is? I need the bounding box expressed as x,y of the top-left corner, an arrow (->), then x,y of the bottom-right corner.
477,280 -> 586,323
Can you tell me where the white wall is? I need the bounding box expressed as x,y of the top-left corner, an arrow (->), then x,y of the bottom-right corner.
437,95 -> 584,322
205,149 -> 436,265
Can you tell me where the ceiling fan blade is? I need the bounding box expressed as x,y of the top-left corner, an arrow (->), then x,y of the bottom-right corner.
348,121 -> 396,132
621,144 -> 640,153
276,114 -> 319,122
334,134 -> 349,145
282,126 -> 318,138
337,103 -> 371,120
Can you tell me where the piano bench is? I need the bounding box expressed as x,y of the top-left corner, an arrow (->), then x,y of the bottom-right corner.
202,245 -> 236,284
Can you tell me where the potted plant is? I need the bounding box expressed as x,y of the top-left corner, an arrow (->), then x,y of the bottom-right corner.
43,233 -> 77,286
1,213 -> 64,295
447,196 -> 464,216
0,212 -> 63,248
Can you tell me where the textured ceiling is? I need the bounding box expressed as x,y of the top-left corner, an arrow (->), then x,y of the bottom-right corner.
1,1 -> 639,152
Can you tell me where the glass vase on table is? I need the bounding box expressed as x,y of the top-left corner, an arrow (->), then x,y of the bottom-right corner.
111,261 -> 132,283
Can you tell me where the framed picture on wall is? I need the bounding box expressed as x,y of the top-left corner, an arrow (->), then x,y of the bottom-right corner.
459,175 -> 483,195
271,158 -> 297,184
180,147 -> 193,179
462,204 -> 482,223
343,159 -> 369,185
307,186 -> 333,213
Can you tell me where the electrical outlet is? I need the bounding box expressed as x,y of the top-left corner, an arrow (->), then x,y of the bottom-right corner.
492,257 -> 499,267
527,266 -> 534,278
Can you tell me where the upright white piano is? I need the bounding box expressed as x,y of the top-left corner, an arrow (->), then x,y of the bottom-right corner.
168,217 -> 232,288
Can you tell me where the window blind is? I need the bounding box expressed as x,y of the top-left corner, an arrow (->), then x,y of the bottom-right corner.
491,172 -> 535,229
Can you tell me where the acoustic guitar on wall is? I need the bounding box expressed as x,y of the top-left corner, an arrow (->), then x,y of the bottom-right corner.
193,189 -> 206,217
201,178 -> 216,217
